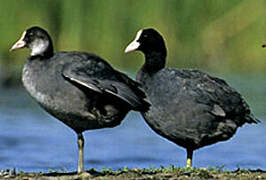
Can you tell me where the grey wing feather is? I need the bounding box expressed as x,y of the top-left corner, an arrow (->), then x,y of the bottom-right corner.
62,74 -> 103,94
61,58 -> 149,110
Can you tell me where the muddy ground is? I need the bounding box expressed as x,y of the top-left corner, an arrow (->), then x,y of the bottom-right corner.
1,167 -> 266,180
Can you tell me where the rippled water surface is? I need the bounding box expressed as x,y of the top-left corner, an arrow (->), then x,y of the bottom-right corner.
0,74 -> 266,172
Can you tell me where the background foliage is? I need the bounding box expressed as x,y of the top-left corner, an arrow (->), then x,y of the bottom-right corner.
1,0 -> 266,84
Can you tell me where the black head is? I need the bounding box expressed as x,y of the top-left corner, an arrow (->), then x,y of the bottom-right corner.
262,43 -> 266,48
125,28 -> 167,56
10,26 -> 54,58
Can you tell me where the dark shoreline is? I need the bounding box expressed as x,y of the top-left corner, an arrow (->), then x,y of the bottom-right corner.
1,167 -> 266,180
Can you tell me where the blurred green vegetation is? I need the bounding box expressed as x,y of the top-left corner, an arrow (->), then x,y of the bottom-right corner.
1,0 -> 266,85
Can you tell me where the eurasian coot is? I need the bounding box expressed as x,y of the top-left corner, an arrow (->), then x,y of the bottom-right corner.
10,26 -> 150,173
125,28 -> 259,167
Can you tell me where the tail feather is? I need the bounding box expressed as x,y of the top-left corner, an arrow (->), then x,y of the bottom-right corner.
246,114 -> 260,124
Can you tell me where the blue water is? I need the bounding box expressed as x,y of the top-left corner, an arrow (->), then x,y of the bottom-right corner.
0,74 -> 266,172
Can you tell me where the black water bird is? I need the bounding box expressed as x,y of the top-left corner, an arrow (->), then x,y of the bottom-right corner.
125,28 -> 259,167
10,26 -> 150,173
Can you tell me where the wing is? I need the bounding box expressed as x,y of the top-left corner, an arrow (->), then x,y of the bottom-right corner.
181,69 -> 259,125
62,53 -> 149,111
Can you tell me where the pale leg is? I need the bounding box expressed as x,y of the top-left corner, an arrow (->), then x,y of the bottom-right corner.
77,133 -> 84,174
186,149 -> 193,168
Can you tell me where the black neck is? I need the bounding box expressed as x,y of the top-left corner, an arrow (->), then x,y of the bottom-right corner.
43,44 -> 54,58
142,51 -> 166,74
44,34 -> 54,58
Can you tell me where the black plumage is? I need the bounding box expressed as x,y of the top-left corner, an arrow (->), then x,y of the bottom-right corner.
10,26 -> 149,173
125,28 -> 259,167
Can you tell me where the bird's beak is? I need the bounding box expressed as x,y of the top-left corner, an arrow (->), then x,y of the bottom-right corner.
124,40 -> 140,53
124,29 -> 143,53
262,43 -> 266,48
10,31 -> 26,51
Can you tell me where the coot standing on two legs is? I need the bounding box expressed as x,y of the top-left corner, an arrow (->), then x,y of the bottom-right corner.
10,26 -> 150,173
125,28 -> 259,167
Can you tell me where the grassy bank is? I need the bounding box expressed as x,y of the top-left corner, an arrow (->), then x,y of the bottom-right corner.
1,167 -> 266,180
